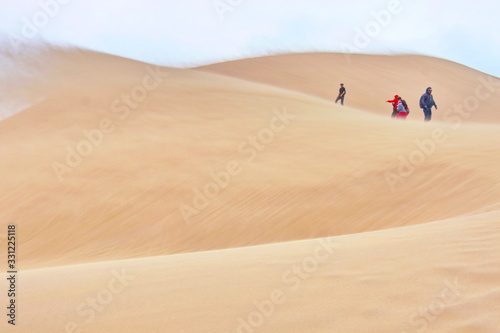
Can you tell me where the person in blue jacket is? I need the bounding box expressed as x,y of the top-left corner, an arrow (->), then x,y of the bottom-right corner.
420,87 -> 438,121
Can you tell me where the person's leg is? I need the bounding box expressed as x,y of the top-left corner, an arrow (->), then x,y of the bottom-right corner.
335,97 -> 340,104
397,112 -> 407,119
391,110 -> 398,118
423,107 -> 432,121
341,96 -> 344,106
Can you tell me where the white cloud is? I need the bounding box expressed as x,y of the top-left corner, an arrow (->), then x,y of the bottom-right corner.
0,0 -> 499,76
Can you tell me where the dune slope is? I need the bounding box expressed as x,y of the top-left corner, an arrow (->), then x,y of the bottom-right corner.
17,208 -> 500,333
198,53 -> 500,124
1,50 -> 500,271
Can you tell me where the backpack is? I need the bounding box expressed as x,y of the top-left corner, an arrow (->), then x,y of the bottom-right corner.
401,99 -> 409,112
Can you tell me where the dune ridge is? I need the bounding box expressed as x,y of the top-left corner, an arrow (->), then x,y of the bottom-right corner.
2,49 -> 500,270
198,52 -> 500,124
1,48 -> 499,332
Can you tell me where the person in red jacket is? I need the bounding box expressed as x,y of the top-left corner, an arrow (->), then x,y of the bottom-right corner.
386,95 -> 399,118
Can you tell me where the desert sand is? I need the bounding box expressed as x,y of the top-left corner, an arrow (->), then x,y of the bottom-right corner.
0,48 -> 499,332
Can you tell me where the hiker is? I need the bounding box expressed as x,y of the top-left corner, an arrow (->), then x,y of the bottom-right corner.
386,95 -> 399,118
420,87 -> 438,121
401,98 -> 410,115
395,97 -> 408,119
335,83 -> 346,105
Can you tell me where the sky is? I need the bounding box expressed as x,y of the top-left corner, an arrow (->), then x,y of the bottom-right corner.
0,0 -> 499,76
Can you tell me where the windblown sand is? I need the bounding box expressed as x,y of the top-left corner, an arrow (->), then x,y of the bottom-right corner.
1,49 -> 499,332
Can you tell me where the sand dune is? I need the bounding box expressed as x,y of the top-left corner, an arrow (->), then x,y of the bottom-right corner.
17,208 -> 500,332
2,49 -> 500,269
198,53 -> 500,124
1,48 -> 499,332
0,50 -> 500,267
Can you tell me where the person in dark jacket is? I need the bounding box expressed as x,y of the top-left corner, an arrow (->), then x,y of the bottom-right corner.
335,83 -> 346,105
420,87 -> 438,121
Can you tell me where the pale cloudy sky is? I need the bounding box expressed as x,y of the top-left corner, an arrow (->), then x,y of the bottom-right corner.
0,0 -> 499,76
